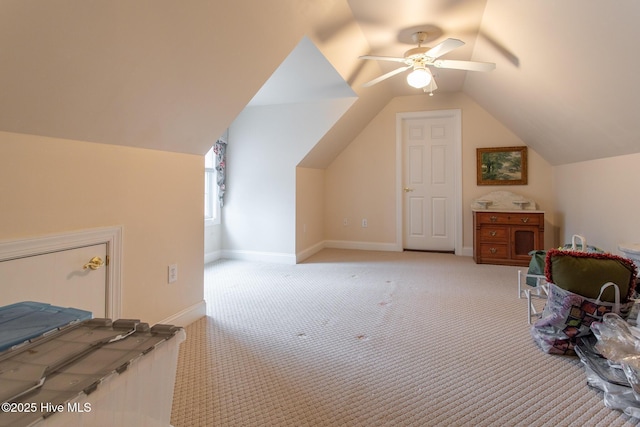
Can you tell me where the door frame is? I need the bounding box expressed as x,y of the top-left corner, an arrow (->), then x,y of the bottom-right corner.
395,109 -> 462,255
0,226 -> 123,319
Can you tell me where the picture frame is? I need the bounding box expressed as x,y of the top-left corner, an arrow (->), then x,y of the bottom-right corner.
477,146 -> 528,185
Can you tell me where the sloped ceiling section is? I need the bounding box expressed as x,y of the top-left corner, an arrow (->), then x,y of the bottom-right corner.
3,0 -> 638,166
0,0 -> 391,162
465,0 -> 640,165
0,0 -> 313,155
248,37 -> 356,108
345,0 -> 640,166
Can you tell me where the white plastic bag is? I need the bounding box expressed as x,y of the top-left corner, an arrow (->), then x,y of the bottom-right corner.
532,282 -> 627,354
585,313 -> 640,417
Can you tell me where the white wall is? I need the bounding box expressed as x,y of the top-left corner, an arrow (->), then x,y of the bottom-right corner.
224,98 -> 355,263
204,222 -> 222,263
553,152 -> 640,254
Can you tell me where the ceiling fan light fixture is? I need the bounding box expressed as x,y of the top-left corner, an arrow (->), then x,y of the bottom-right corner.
406,68 -> 431,88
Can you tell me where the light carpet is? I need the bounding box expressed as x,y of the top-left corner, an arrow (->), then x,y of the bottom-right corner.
171,249 -> 640,426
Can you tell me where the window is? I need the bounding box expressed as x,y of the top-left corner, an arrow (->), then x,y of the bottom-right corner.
205,146 -> 218,222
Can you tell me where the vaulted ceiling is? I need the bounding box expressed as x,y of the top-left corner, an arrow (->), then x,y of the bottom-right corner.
2,0 -> 639,166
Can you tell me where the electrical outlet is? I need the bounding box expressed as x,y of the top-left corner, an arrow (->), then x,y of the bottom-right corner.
362,218 -> 368,228
168,264 -> 178,283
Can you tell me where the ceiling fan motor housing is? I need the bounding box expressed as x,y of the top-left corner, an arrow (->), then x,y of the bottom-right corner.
411,31 -> 430,45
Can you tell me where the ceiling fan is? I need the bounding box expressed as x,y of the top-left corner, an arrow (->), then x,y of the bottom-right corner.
360,32 -> 496,90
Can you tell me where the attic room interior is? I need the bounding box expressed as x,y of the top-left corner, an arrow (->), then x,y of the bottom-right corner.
2,0 -> 640,426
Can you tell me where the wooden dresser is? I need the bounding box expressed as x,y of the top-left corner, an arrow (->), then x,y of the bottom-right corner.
473,210 -> 544,266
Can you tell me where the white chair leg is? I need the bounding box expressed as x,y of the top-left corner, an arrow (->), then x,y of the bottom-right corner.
526,289 -> 533,324
518,270 -> 523,299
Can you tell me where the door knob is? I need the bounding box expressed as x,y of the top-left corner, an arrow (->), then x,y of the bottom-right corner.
83,256 -> 104,270
403,187 -> 415,192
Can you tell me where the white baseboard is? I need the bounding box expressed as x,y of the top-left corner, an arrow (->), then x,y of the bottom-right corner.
222,249 -> 297,265
217,241 -> 468,265
296,241 -> 326,263
324,240 -> 402,252
159,300 -> 206,327
325,240 -> 473,257
461,246 -> 474,257
204,250 -> 222,264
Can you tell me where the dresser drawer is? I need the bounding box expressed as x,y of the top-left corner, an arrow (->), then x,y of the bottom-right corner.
479,244 -> 508,259
475,212 -> 541,226
475,212 -> 509,225
478,226 -> 508,242
506,213 -> 541,225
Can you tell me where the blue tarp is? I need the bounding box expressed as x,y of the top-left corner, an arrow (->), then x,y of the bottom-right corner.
0,301 -> 91,352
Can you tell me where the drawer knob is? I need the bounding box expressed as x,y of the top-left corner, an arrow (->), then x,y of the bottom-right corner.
489,231 -> 497,236
489,248 -> 497,254
489,216 -> 498,222
521,217 -> 529,223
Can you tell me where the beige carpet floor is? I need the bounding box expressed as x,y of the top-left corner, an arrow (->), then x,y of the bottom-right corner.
171,249 -> 640,426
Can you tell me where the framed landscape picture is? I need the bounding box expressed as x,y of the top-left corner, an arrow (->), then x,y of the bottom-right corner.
477,146 -> 528,185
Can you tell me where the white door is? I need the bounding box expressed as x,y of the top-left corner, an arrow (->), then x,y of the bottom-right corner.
402,113 -> 457,251
0,243 -> 107,317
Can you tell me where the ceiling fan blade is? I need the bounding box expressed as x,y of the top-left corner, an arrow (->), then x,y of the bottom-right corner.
425,38 -> 465,59
359,55 -> 407,63
362,65 -> 411,87
433,59 -> 496,72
